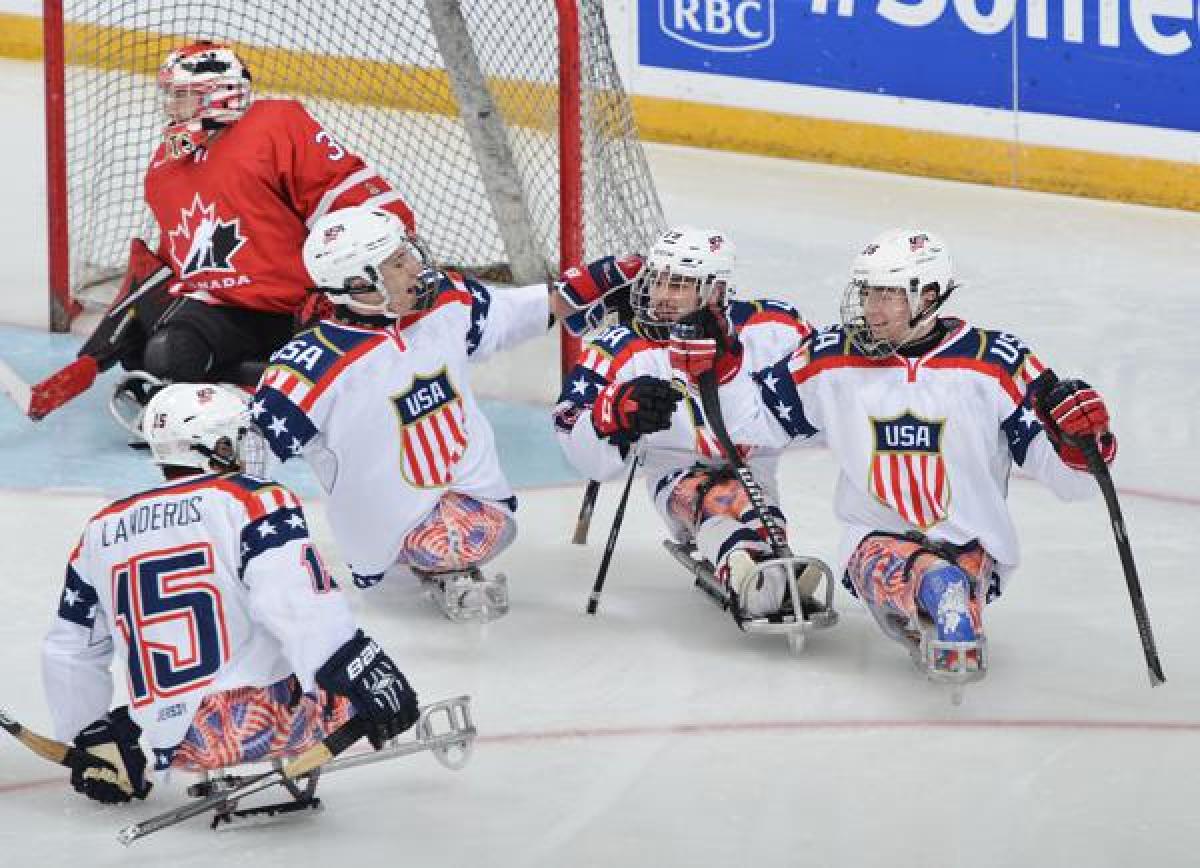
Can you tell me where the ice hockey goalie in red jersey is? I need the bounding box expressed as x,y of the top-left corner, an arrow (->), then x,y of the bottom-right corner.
96,41 -> 415,411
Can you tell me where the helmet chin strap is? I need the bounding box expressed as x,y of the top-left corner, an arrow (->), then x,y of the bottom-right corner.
905,280 -> 958,331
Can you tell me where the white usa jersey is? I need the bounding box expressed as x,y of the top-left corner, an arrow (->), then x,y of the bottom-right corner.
554,299 -> 812,506
747,319 -> 1098,592
42,473 -> 355,761
253,274 -> 549,580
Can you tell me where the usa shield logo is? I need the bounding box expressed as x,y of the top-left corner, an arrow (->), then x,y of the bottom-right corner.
868,411 -> 949,530
392,368 -> 467,488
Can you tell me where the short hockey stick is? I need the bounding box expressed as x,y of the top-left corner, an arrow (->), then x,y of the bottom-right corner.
571,480 -> 600,545
117,717 -> 367,845
1033,370 -> 1165,686
0,707 -> 93,770
585,451 -> 641,614
0,358 -> 33,417
119,696 -> 475,844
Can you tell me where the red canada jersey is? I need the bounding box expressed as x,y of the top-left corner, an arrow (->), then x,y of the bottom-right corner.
144,99 -> 415,314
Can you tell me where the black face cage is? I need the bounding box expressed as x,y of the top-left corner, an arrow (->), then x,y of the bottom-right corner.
630,267 -> 719,341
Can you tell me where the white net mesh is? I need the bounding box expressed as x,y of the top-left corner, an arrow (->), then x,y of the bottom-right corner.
57,0 -> 664,303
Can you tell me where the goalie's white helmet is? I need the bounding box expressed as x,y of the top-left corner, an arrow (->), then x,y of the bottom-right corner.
631,226 -> 736,340
840,228 -> 958,357
158,41 -> 252,159
142,383 -> 268,476
303,206 -> 439,318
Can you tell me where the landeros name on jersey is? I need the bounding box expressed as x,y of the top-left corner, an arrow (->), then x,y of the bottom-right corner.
167,193 -> 248,278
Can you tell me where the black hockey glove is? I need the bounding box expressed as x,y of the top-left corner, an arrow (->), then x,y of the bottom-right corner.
316,631 -> 420,750
590,376 -> 681,444
70,706 -> 152,804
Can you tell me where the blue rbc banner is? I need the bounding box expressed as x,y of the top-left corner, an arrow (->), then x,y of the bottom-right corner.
639,0 -> 1200,133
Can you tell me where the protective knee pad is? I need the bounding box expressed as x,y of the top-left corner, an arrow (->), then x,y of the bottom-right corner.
916,564 -> 975,643
141,326 -> 214,382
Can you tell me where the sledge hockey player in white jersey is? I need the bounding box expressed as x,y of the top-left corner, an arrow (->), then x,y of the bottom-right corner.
253,205 -> 624,622
743,228 -> 1118,696
554,226 -> 837,634
41,383 -> 420,806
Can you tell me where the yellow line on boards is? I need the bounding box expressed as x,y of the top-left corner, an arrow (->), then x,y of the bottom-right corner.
3,11 -> 1197,212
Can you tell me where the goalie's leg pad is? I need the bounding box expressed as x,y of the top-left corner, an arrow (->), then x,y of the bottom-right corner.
142,325 -> 215,382
397,492 -> 516,572
168,676 -> 354,772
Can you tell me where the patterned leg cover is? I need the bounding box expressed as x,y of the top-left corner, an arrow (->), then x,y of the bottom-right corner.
396,492 -> 516,572
169,677 -> 355,772
663,467 -> 783,588
844,534 -> 992,650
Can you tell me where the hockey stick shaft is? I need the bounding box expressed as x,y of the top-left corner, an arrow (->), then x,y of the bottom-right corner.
586,452 -> 640,614
696,370 -> 791,558
117,717 -> 367,845
0,357 -> 33,417
1034,370 -> 1165,686
0,707 -> 77,767
572,479 -> 600,545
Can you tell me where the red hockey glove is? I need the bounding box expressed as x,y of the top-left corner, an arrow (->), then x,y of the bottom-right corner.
1034,378 -> 1117,471
557,254 -> 644,310
591,376 -> 680,442
670,305 -> 742,384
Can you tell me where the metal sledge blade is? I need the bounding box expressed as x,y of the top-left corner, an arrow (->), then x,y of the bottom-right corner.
664,540 -> 837,654
117,696 -> 476,845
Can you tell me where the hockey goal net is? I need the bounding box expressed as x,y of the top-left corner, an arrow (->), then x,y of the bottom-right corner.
43,0 -> 664,343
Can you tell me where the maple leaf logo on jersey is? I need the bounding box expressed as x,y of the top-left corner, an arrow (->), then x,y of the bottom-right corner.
167,194 -> 247,277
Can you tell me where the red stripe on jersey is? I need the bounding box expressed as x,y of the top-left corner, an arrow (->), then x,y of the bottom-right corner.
605,336 -> 659,377
742,310 -> 808,333
395,285 -> 473,332
871,452 -> 886,502
792,354 -> 902,386
429,412 -> 452,464
903,454 -> 927,528
414,422 -> 438,483
933,455 -> 946,511
92,477 -> 230,522
402,430 -> 426,487
888,455 -> 907,524
922,357 -> 1023,405
298,334 -> 387,412
447,406 -> 468,448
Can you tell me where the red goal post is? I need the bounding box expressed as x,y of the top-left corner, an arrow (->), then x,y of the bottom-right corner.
41,0 -> 664,374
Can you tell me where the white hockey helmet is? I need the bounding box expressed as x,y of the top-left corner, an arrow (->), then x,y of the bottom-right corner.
158,41 -> 252,159
142,383 -> 267,475
303,206 -> 438,317
840,228 -> 958,357
631,226 -> 736,339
